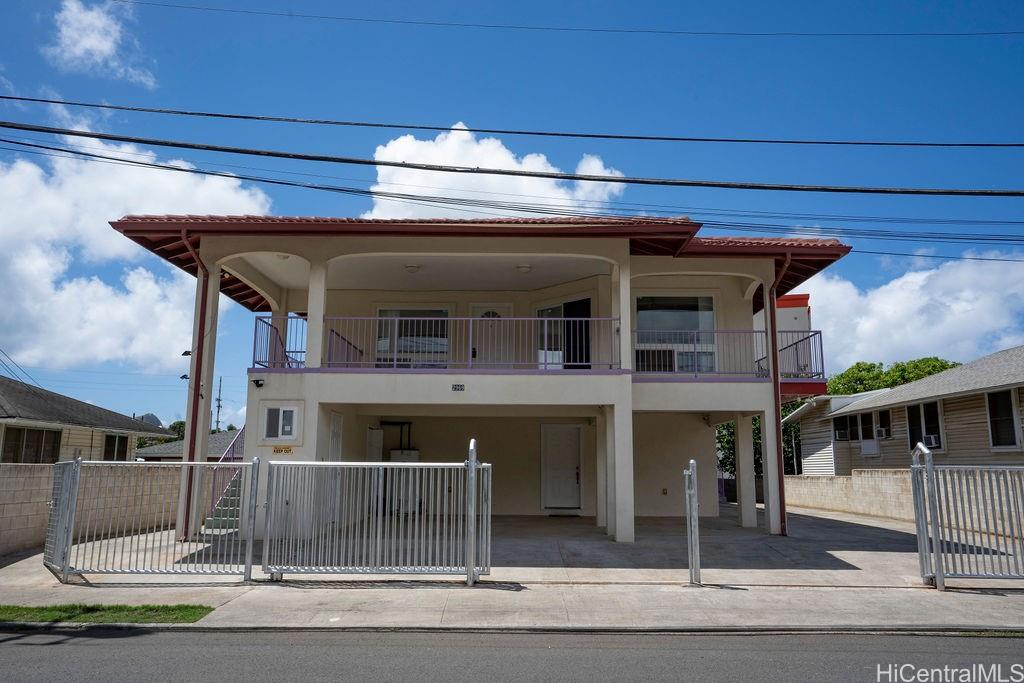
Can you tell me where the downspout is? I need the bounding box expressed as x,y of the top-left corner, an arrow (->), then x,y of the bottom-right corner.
181,229 -> 209,538
768,253 -> 791,535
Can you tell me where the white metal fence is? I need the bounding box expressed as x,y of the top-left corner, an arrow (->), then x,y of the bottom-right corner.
683,459 -> 701,585
911,443 -> 1024,590
263,441 -> 492,585
44,459 -> 260,581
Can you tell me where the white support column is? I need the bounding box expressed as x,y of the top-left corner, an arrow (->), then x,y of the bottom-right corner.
613,262 -> 632,370
761,408 -> 783,534
305,260 -> 327,368
611,402 -> 635,542
734,414 -> 757,528
604,405 -> 617,537
595,411 -> 608,528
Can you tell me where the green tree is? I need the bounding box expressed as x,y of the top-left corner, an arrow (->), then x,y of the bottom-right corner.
168,420 -> 186,440
226,424 -> 237,431
716,402 -> 801,477
883,357 -> 960,387
826,361 -> 885,395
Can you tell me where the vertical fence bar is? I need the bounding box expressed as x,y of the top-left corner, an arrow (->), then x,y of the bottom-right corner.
243,458 -> 260,583
465,440 -> 479,586
683,459 -> 701,586
923,449 -> 946,591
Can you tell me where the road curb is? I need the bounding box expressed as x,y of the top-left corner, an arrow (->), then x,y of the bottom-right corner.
2,622 -> 1023,636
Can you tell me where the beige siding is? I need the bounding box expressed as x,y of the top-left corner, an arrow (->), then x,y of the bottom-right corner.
799,387 -> 1024,475
797,402 -> 835,475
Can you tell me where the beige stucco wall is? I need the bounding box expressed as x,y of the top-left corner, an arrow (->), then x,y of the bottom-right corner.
634,412 -> 720,517
785,469 -> 916,521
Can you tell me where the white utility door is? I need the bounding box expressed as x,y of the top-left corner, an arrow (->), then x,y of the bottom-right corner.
469,304 -> 514,367
541,424 -> 582,510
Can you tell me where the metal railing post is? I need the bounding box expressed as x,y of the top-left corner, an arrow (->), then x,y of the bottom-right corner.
60,458 -> 82,583
684,459 -> 701,585
922,446 -> 945,591
465,438 -> 478,586
243,457 -> 260,584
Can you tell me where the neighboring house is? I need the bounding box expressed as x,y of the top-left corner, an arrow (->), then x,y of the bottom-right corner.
0,375 -> 172,463
111,215 -> 850,539
786,345 -> 1024,475
136,427 -> 244,462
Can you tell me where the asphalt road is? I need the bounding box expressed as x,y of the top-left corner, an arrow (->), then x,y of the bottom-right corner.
1,630 -> 1022,682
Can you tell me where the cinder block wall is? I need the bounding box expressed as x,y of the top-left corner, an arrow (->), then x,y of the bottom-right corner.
784,469 -> 915,521
0,465 -> 55,557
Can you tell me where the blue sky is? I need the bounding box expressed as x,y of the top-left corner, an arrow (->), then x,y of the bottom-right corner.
1,0 -> 1023,427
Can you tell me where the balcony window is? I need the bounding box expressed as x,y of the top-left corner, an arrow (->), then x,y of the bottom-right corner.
376,308 -> 449,368
635,296 -> 715,372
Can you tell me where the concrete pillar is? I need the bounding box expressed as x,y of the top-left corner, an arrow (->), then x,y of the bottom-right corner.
762,408 -> 783,534
604,405 -> 616,537
595,411 -> 607,528
611,402 -> 635,542
613,262 -> 632,370
734,414 -> 757,528
305,260 -> 327,368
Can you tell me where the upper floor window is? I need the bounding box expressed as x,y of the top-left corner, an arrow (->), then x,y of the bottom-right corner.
907,401 -> 943,451
636,296 -> 714,335
987,389 -> 1021,449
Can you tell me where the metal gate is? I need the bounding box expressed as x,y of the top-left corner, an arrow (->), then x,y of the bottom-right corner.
44,459 -> 260,582
263,440 -> 491,585
911,444 -> 1024,590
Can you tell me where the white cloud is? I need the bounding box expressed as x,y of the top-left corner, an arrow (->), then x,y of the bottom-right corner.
362,124 -> 625,218
795,255 -> 1024,373
0,133 -> 271,371
43,0 -> 156,88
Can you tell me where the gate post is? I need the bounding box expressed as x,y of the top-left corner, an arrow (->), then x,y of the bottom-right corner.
923,449 -> 946,591
59,458 -> 82,584
910,449 -> 934,586
243,457 -> 260,584
683,459 -> 701,586
465,439 -> 478,586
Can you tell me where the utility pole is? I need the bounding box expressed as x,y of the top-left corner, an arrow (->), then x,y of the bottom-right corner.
214,376 -> 223,432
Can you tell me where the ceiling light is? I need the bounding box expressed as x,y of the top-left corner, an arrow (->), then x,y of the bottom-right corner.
404,264 -> 421,274
275,253 -> 290,260
516,264 -> 533,274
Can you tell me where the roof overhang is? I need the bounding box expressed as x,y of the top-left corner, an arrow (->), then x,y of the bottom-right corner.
110,215 -> 849,313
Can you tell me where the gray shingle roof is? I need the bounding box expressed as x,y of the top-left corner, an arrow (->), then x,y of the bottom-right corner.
0,375 -> 172,436
137,428 -> 243,457
829,345 -> 1024,417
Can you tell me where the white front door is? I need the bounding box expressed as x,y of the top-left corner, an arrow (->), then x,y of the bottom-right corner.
469,304 -> 514,367
541,424 -> 582,510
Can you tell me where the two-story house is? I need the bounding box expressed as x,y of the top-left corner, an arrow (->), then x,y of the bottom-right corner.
111,215 -> 849,541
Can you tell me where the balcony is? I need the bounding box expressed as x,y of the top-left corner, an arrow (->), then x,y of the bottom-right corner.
251,316 -> 825,381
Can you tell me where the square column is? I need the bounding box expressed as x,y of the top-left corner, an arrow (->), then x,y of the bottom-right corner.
761,408 -> 784,534
734,414 -> 757,528
305,260 -> 327,368
603,405 -> 616,537
612,262 -> 632,370
595,411 -> 608,528
610,402 -> 635,542
183,263 -> 220,464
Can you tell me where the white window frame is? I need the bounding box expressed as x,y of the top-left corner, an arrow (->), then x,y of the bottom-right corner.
985,389 -> 1023,451
905,401 -> 946,453
262,404 -> 300,443
874,409 -> 893,440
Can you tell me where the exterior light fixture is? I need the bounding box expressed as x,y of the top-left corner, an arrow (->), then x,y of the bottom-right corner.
404,264 -> 421,274
179,374 -> 189,380
275,253 -> 290,260
516,264 -> 533,274
181,350 -> 191,356
251,379 -> 265,388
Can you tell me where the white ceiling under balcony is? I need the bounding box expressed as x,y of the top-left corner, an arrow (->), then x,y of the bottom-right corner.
327,254 -> 610,291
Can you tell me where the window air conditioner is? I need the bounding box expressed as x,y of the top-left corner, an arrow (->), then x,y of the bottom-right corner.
875,427 -> 890,439
924,434 -> 940,448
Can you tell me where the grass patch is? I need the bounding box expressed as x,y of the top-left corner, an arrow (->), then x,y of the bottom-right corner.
0,604 -> 213,624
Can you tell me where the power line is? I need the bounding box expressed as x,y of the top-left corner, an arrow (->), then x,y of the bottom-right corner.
9,128 -> 1024,228
3,120 -> 1024,197
0,347 -> 44,388
4,136 -> 1024,262
852,250 -> 1024,263
5,94 -> 1024,149
111,0 -> 1024,38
